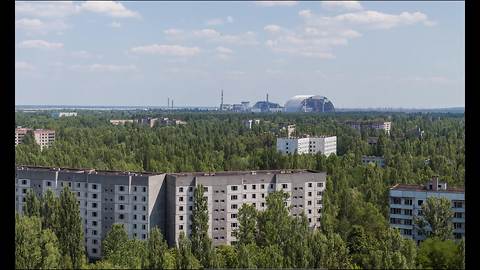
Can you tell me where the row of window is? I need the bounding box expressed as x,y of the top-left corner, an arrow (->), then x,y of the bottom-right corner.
390,218 -> 413,225
118,195 -> 146,202
178,186 -> 209,193
118,185 -> 147,193
390,208 -> 413,215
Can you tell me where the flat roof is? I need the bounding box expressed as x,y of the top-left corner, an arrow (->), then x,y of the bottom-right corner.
16,165 -> 323,177
390,183 -> 464,193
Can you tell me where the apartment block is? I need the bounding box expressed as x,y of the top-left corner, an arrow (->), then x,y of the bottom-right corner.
16,166 -> 326,257
110,119 -> 136,126
15,128 -> 55,150
362,156 -> 386,167
389,177 -> 465,243
15,166 -> 166,259
276,136 -> 337,156
346,121 -> 392,135
165,170 -> 326,246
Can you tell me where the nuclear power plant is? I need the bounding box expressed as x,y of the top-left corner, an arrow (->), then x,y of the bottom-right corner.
218,91 -> 335,113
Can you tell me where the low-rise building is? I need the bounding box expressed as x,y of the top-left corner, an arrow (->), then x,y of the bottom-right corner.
280,124 -> 296,138
138,117 -> 158,128
110,119 -> 136,126
346,121 -> 391,135
362,156 -> 385,167
15,128 -> 55,150
277,136 -> 337,156
389,177 -> 465,243
51,112 -> 78,118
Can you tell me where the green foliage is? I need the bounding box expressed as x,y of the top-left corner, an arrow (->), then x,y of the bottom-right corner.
102,224 -> 129,266
24,189 -> 41,217
190,184 -> 213,267
15,214 -> 61,269
175,232 -> 201,269
415,197 -> 454,240
147,227 -> 170,269
236,203 -> 258,246
57,187 -> 86,269
417,238 -> 464,269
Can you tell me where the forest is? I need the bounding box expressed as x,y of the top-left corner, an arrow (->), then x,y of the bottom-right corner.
15,110 -> 465,269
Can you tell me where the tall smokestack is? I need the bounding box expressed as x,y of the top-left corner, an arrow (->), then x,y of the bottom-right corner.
172,99 -> 174,109
266,93 -> 270,112
168,97 -> 170,109
221,89 -> 224,111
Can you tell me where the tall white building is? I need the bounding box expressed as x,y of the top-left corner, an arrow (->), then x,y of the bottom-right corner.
276,136 -> 337,156
15,128 -> 55,150
346,121 -> 392,135
51,112 -> 78,118
389,177 -> 465,243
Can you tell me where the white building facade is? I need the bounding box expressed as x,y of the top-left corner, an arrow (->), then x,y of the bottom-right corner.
276,136 -> 337,156
389,177 -> 465,243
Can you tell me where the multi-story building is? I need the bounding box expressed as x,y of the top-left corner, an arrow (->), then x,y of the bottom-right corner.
243,119 -> 261,129
346,121 -> 392,135
15,128 -> 55,150
389,177 -> 465,243
165,170 -> 326,246
362,156 -> 385,167
15,166 -> 326,256
110,119 -> 136,126
15,166 -> 166,259
138,117 -> 159,128
276,136 -> 337,156
51,112 -> 78,118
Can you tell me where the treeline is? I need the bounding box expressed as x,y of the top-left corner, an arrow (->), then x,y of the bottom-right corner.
15,111 -> 464,187
17,186 -> 464,269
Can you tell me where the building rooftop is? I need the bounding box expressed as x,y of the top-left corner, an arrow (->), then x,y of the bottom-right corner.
16,165 -> 323,178
390,183 -> 464,193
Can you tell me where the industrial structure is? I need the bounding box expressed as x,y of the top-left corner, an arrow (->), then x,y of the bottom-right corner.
276,136 -> 337,156
346,120 -> 392,135
15,166 -> 327,258
284,95 -> 335,113
389,177 -> 465,243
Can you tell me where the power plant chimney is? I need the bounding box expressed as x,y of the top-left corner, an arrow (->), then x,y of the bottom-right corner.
221,89 -> 224,111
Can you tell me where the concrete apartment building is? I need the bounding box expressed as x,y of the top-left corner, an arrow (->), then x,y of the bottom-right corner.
15,166 -> 166,259
15,128 -> 55,150
346,121 -> 392,135
362,156 -> 386,167
16,166 -> 326,257
110,119 -> 136,126
277,136 -> 337,156
165,170 -> 326,246
389,177 -> 465,243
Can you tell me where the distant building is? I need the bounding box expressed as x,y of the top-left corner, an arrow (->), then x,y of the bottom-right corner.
158,118 -> 187,126
280,124 -> 296,138
51,112 -> 78,118
243,119 -> 261,129
110,119 -> 136,126
220,104 -> 233,111
251,101 -> 283,113
367,137 -> 379,146
362,156 -> 385,167
138,117 -> 158,128
346,121 -> 392,135
277,136 -> 336,156
284,95 -> 335,113
15,128 -> 55,150
389,177 -> 465,243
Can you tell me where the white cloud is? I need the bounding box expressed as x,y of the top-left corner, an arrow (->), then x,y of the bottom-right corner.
15,61 -> 35,70
79,1 -> 140,18
71,50 -> 102,59
15,18 -> 68,35
331,10 -> 434,29
194,29 -> 221,39
298,10 -> 312,18
109,21 -> 121,28
130,44 -> 201,57
164,28 -> 184,35
227,16 -> 234,23
321,1 -> 363,11
206,18 -> 224,26
70,63 -> 138,72
264,24 -> 283,33
216,46 -> 234,54
15,1 -> 80,18
254,1 -> 298,7
18,39 -> 64,49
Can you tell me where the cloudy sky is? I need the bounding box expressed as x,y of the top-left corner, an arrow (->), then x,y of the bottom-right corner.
15,1 -> 464,108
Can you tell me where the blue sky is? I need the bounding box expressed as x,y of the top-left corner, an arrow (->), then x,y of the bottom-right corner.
15,1 -> 464,108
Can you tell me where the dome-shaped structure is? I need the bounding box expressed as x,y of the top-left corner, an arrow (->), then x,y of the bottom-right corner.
285,95 -> 335,113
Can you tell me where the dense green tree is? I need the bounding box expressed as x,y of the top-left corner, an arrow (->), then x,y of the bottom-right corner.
417,238 -> 464,269
415,197 -> 454,240
24,189 -> 41,217
57,187 -> 86,269
147,227 -> 170,269
175,232 -> 201,269
236,203 -> 258,246
215,245 -> 238,268
190,184 -> 213,267
40,189 -> 60,231
102,224 -> 129,266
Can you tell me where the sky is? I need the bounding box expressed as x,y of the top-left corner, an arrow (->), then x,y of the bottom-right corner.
15,1 -> 465,108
